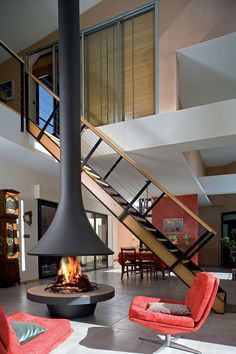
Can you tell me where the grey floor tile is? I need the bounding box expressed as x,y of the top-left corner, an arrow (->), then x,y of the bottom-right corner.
1,267 -> 236,353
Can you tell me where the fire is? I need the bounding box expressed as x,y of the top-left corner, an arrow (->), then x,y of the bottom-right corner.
45,256 -> 94,293
58,257 -> 81,284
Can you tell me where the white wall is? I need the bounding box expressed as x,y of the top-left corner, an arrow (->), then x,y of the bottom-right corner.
0,103 -> 118,280
100,98 -> 236,153
0,158 -> 60,282
0,158 -> 117,281
177,32 -> 236,109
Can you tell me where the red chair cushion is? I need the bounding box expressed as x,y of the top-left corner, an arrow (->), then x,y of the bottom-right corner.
129,296 -> 194,329
0,341 -> 7,354
185,272 -> 216,322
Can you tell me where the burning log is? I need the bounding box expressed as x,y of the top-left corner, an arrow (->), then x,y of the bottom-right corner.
45,257 -> 97,294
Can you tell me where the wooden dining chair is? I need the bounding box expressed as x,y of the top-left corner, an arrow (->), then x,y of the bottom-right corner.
120,247 -> 138,279
153,255 -> 170,280
139,248 -> 156,279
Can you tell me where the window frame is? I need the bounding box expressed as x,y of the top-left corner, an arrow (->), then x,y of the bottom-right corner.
26,1 -> 158,126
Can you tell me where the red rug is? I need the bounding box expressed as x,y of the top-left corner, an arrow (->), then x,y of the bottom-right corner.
1,309 -> 73,354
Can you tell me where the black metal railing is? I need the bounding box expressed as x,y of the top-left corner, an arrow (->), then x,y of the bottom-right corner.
0,40 -> 25,131
24,71 -> 60,137
25,70 -> 218,270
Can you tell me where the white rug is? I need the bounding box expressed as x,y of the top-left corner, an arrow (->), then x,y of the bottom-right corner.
50,321 -> 135,354
51,321 -> 236,354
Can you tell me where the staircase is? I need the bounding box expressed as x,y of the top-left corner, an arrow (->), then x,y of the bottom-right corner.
27,108 -> 226,314
0,40 -> 226,313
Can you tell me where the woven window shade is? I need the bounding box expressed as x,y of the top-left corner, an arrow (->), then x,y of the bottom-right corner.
122,11 -> 154,120
85,25 -> 117,126
84,10 -> 154,126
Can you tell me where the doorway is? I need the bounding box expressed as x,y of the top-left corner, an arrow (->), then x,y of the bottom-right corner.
221,211 -> 236,267
38,199 -> 59,279
83,211 -> 108,271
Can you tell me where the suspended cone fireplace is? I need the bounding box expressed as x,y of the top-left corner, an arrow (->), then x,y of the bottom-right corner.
27,0 -> 114,318
27,0 -> 113,257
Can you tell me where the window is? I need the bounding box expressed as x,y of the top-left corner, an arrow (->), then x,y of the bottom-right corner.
27,4 -> 156,128
84,8 -> 155,126
83,211 -> 108,270
121,11 -> 155,120
38,85 -> 54,133
38,200 -> 59,279
28,47 -> 59,136
85,24 -> 118,125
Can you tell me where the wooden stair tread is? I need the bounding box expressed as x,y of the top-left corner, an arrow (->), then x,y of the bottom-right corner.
45,131 -> 60,144
143,226 -> 156,231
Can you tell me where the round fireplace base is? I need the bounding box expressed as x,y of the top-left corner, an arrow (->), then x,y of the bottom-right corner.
47,303 -> 97,318
27,283 -> 115,319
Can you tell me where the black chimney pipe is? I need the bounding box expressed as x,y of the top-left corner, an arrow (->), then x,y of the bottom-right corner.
28,0 -> 113,256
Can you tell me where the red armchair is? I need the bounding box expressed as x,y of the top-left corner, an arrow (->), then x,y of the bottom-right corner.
129,272 -> 219,354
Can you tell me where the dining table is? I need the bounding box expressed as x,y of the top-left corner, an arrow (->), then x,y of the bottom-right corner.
118,250 -> 168,279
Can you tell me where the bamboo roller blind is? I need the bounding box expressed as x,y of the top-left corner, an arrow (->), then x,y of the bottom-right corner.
85,10 -> 154,126
122,11 -> 154,120
85,26 -> 118,126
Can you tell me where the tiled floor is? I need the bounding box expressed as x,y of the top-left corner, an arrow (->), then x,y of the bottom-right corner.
1,267 -> 236,353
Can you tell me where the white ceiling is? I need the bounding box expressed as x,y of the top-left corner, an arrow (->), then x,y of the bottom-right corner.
0,0 -> 102,61
1,6 -> 236,206
178,32 -> 236,109
0,136 -> 60,176
1,105 -> 236,206
200,144 -> 236,167
199,174 -> 236,195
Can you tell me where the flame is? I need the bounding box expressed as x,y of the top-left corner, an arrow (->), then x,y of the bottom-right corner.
58,257 -> 81,284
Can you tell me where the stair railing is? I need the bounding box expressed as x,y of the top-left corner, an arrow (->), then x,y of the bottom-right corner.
81,116 -> 216,233
0,40 -> 25,131
25,71 -> 217,261
0,40 -> 215,239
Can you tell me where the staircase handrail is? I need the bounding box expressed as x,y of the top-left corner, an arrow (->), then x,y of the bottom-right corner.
0,40 -> 25,131
81,117 -> 216,234
0,40 -> 24,64
26,70 -> 217,235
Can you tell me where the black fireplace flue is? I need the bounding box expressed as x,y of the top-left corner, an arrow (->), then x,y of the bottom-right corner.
28,0 -> 113,257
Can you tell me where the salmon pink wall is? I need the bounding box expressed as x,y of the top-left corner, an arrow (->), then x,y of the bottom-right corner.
152,194 -> 198,264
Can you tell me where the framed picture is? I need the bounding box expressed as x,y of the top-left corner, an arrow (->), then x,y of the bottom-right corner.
163,218 -> 183,233
0,80 -> 14,101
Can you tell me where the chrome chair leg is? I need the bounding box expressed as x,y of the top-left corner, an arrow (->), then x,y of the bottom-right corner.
139,334 -> 201,354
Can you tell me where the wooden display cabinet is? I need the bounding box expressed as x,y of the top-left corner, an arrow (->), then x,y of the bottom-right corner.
0,189 -> 19,218
0,189 -> 20,286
